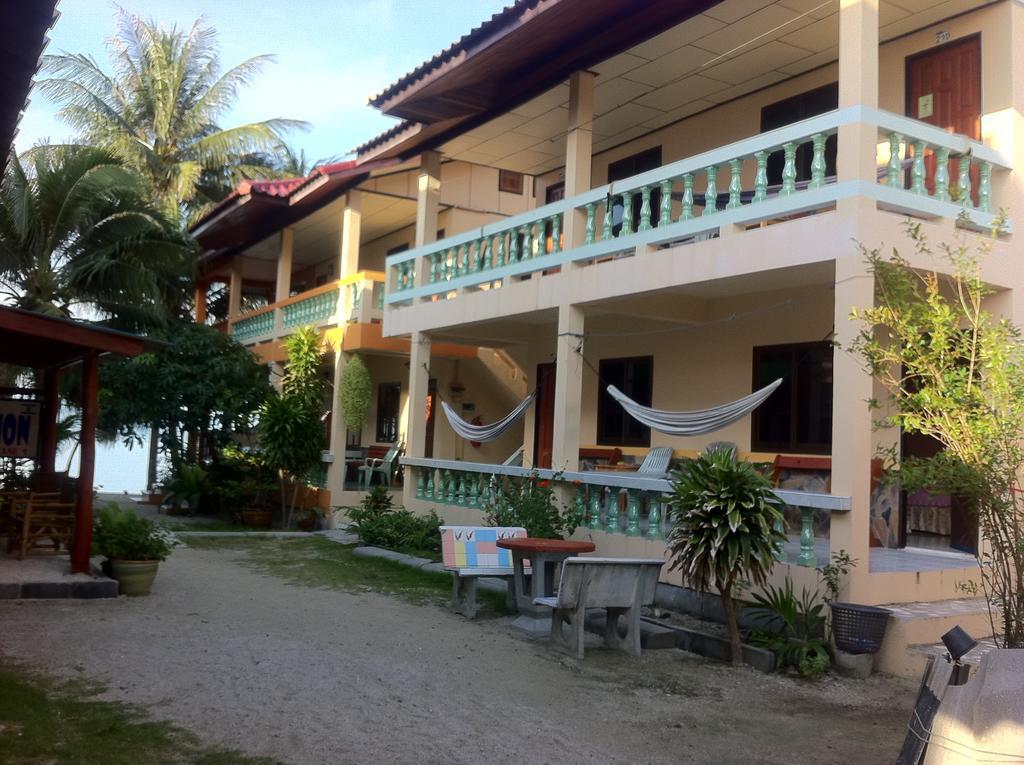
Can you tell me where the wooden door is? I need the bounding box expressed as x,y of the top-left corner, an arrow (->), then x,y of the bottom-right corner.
906,35 -> 981,200
533,363 -> 556,469
423,378 -> 437,459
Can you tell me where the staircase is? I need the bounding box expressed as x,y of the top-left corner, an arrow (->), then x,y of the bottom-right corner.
874,598 -> 997,678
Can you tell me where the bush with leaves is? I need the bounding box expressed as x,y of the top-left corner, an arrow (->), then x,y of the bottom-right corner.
849,220 -> 1024,648
339,355 -> 372,435
258,327 -> 327,528
346,487 -> 443,555
93,503 -> 177,561
747,577 -> 829,678
668,449 -> 787,666
484,473 -> 579,539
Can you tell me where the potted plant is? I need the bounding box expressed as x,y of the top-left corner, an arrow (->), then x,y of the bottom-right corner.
93,503 -> 177,596
295,506 -> 321,532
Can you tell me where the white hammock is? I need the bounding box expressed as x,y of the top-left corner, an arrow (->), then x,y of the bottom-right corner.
442,391 -> 536,443
607,378 -> 783,436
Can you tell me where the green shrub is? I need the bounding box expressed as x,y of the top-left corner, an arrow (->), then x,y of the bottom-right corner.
347,487 -> 443,555
484,473 -> 578,539
162,464 -> 207,514
746,576 -> 830,678
93,504 -> 177,561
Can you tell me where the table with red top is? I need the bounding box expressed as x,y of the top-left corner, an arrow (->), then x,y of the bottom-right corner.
496,537 -> 596,618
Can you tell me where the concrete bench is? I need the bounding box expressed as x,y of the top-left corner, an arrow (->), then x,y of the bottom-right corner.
440,525 -> 528,619
533,557 -> 664,658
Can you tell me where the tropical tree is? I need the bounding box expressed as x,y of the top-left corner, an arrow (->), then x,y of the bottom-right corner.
667,449 -> 787,666
38,9 -> 307,223
0,145 -> 192,330
273,143 -> 341,178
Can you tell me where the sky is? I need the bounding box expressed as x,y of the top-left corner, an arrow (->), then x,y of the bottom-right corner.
19,0 -> 511,164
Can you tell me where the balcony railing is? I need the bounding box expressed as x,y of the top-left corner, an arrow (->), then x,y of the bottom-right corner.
229,271 -> 385,344
386,106 -> 1010,306
401,456 -> 850,567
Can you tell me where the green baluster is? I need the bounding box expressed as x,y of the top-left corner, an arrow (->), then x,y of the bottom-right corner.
638,186 -> 653,231
659,178 -> 673,225
625,490 -> 641,536
589,488 -> 603,530
887,133 -> 902,188
798,507 -> 816,567
978,161 -> 992,212
584,203 -> 596,244
810,133 -> 827,189
781,142 -> 797,196
681,173 -> 695,220
456,473 -> 467,506
443,249 -> 453,280
702,167 -> 718,215
521,225 -> 532,259
621,192 -> 634,236
468,474 -> 479,507
604,488 -> 620,534
934,147 -> 950,202
496,233 -> 506,266
573,491 -> 586,528
727,158 -> 742,209
911,140 -> 927,195
957,155 -> 973,208
646,495 -> 663,540
459,244 -> 470,276
425,470 -> 435,500
444,470 -> 455,503
602,199 -> 614,240
416,470 -> 425,498
753,151 -> 768,203
550,215 -> 561,254
509,229 -> 520,262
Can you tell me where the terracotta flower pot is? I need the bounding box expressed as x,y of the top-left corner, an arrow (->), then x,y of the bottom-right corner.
109,559 -> 160,596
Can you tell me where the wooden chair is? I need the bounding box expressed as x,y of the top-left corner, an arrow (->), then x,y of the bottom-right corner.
358,441 -> 405,488
533,557 -> 665,658
7,493 -> 76,559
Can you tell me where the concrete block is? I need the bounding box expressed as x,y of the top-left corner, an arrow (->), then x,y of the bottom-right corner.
72,579 -> 119,599
20,581 -> 73,599
0,582 -> 21,599
580,612 -> 677,649
834,649 -> 874,679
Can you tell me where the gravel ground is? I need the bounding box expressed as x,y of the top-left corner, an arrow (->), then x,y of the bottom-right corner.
0,544 -> 916,764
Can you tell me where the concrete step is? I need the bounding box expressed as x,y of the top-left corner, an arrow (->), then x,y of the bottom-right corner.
874,597 -> 996,678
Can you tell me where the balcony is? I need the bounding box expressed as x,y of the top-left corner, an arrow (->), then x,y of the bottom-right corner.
230,271 -> 385,346
385,108 -> 1010,315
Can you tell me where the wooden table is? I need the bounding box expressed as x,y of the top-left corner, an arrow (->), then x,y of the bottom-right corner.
496,537 -> 596,618
593,463 -> 639,472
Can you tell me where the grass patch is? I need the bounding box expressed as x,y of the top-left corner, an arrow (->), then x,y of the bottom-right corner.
157,519 -> 269,532
185,536 -> 506,615
0,662 -> 275,764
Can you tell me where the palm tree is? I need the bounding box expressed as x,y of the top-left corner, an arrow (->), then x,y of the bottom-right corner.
38,9 -> 307,224
0,145 -> 193,331
274,143 -> 343,178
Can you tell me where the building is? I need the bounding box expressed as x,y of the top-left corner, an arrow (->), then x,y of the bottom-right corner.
359,0 -> 1020,676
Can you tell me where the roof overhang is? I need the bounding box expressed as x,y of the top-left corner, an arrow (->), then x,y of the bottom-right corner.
0,306 -> 156,369
0,1 -> 61,171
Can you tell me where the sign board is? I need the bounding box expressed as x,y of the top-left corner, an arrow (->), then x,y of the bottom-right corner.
0,399 -> 40,457
918,93 -> 934,119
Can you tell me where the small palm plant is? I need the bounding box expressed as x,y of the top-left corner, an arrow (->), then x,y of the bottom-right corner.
667,449 -> 787,666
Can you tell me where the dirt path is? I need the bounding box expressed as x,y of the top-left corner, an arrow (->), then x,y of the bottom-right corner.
0,544 -> 915,764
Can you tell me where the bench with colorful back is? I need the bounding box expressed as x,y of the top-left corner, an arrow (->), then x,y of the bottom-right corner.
440,525 -> 527,619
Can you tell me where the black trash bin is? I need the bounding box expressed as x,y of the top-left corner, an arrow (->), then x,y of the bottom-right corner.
830,602 -> 891,654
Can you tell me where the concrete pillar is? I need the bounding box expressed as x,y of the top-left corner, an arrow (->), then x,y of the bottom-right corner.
563,71 -> 595,250
837,0 -> 879,192
326,347 -> 350,499
339,191 -> 362,279
275,228 -> 294,335
227,259 -> 243,320
404,332 -> 432,506
551,304 -> 584,472
413,151 -> 441,289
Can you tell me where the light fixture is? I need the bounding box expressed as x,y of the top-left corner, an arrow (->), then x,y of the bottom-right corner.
941,625 -> 978,663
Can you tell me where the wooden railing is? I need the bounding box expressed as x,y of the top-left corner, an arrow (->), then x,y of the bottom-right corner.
401,456 -> 850,565
386,106 -> 1010,306
229,271 -> 385,344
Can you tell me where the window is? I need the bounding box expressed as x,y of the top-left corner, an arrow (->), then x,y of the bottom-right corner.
375,382 -> 401,443
751,342 -> 833,454
760,83 -> 838,187
597,356 -> 653,447
498,169 -> 524,195
607,147 -> 662,235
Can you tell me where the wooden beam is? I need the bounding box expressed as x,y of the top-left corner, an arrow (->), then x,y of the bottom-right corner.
0,307 -> 147,358
70,352 -> 98,575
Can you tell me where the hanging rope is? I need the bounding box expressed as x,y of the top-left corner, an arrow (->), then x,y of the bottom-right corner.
441,391 -> 537,443
607,378 -> 783,436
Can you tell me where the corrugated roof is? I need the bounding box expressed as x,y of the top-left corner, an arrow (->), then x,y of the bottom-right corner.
368,0 -> 541,109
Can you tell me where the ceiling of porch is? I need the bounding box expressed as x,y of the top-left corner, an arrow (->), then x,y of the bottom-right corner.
434,0 -> 991,175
